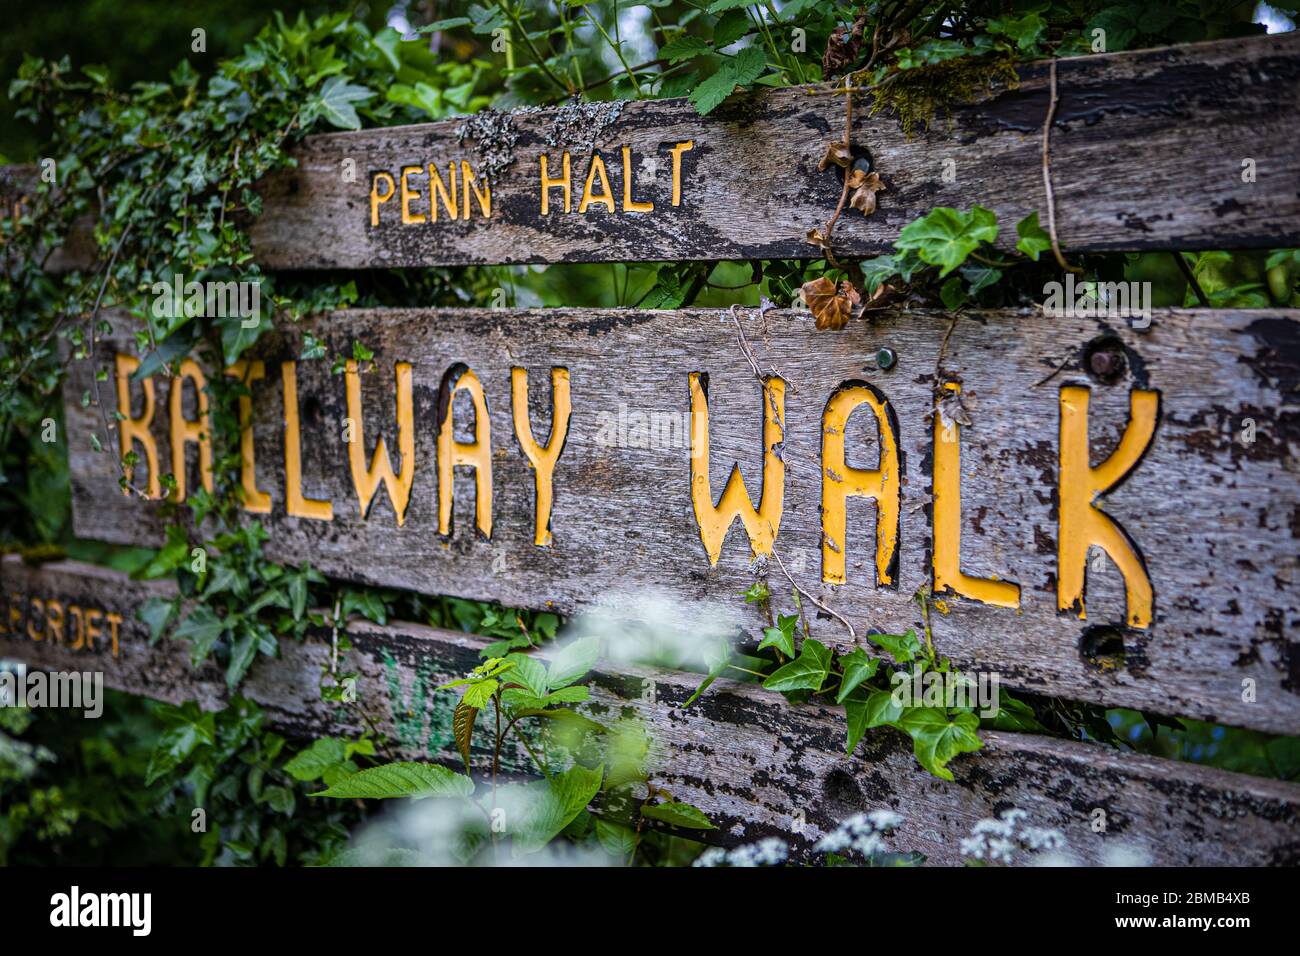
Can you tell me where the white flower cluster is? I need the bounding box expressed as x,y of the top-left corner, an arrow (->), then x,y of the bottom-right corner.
694,836 -> 790,868
959,807 -> 1066,863
812,809 -> 904,859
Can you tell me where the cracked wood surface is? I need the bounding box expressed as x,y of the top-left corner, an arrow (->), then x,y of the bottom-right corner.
6,33 -> 1300,270
1,558 -> 1296,865
63,306 -> 1300,734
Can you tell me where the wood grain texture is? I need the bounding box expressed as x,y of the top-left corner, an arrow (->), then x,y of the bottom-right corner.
2,557 -> 1296,866
63,305 -> 1300,734
7,33 -> 1300,271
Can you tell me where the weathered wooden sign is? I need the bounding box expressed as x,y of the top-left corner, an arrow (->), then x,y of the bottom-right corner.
4,556 -> 1298,865
250,32 -> 1300,267
7,33 -> 1300,272
63,305 -> 1299,734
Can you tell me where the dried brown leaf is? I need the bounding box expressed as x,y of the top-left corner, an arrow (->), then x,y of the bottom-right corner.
801,276 -> 861,331
849,172 -> 885,216
818,140 -> 853,172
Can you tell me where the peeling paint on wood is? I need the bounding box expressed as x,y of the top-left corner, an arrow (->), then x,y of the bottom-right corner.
62,305 -> 1300,734
2,558 -> 1296,865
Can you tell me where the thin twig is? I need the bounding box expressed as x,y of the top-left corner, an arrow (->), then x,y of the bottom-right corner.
770,547 -> 857,644
1172,251 -> 1210,306
819,77 -> 855,266
1041,59 -> 1082,276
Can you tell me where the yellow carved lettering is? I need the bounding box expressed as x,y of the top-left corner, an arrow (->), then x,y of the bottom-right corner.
621,146 -> 653,213
45,600 -> 64,645
461,161 -> 491,220
438,366 -> 493,538
400,165 -> 426,225
579,153 -> 616,214
1058,385 -> 1158,629
821,383 -> 900,586
28,598 -> 43,641
668,141 -> 694,207
932,383 -> 1020,608
511,367 -> 571,546
370,171 -> 395,227
430,162 -> 459,222
345,360 -> 415,525
115,353 -> 161,498
105,611 -> 122,658
169,358 -> 214,502
689,372 -> 785,565
85,608 -> 102,652
225,360 -> 271,514
540,152 -> 571,215
282,361 -> 334,522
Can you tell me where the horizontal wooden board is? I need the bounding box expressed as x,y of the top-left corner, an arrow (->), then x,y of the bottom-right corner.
63,305 -> 1300,734
2,557 -> 1296,865
7,33 -> 1300,271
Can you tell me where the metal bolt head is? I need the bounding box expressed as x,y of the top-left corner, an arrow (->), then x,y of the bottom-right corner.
875,346 -> 897,371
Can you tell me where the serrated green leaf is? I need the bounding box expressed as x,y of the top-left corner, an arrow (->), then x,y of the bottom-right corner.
312,761 -> 475,799
641,800 -> 716,830
546,636 -> 599,688
505,652 -> 549,697
283,737 -> 348,782
595,819 -> 638,858
497,764 -> 603,855
659,36 -> 711,63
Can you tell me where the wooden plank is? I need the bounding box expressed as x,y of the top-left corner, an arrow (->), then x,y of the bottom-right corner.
62,305 -> 1300,734
2,557 -> 1296,866
8,33 -> 1300,271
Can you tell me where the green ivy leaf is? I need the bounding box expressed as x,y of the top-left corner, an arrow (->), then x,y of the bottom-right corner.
867,629 -> 921,663
312,761 -> 475,799
144,705 -> 216,785
835,648 -> 879,704
713,10 -> 753,48
896,206 -> 998,277
313,75 -> 375,131
762,638 -> 832,693
1015,211 -> 1053,261
219,311 -> 273,367
844,688 -> 904,755
987,12 -> 1047,52
174,605 -> 226,666
758,613 -> 798,657
138,595 -> 178,644
897,708 -> 983,781
283,737 -> 349,782
511,708 -> 606,735
640,800 -> 716,830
